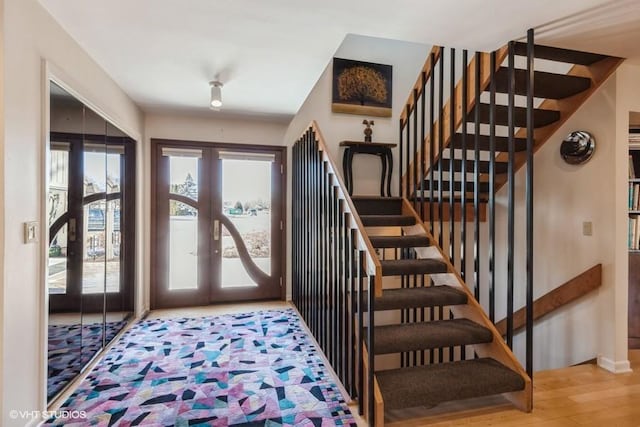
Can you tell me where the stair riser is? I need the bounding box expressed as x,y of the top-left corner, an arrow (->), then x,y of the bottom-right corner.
352,198 -> 402,215
471,104 -> 560,128
493,67 -> 591,100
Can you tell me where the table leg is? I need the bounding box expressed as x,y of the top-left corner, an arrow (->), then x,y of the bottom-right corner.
385,148 -> 393,197
347,148 -> 355,195
342,148 -> 350,195
379,153 -> 387,197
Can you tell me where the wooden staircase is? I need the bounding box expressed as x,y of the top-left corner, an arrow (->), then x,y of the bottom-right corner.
292,33 -> 624,427
353,196 -> 530,424
406,42 -> 622,211
362,39 -> 621,424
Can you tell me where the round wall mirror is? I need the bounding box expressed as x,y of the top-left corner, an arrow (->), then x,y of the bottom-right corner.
560,131 -> 595,165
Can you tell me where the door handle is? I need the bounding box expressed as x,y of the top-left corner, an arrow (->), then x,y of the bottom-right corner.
213,219 -> 220,241
69,218 -> 77,242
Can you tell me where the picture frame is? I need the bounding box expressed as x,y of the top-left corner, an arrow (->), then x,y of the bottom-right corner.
331,58 -> 392,117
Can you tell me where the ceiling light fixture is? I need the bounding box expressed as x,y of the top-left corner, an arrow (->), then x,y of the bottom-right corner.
209,80 -> 223,108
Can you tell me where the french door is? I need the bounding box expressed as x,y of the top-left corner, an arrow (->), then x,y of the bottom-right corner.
152,140 -> 285,308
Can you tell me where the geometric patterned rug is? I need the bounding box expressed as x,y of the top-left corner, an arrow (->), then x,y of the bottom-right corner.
46,309 -> 356,426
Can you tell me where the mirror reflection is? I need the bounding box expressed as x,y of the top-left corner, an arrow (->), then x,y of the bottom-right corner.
47,82 -> 135,402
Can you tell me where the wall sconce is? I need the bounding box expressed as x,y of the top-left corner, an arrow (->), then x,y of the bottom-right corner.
209,81 -> 223,108
560,131 -> 595,165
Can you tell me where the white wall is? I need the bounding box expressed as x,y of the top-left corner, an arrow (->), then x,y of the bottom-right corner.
143,113 -> 289,309
2,1 -> 143,425
284,34 -> 431,196
145,113 -> 288,146
495,75 -> 620,371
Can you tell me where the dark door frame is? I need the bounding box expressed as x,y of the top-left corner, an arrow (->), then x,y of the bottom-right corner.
150,138 -> 287,309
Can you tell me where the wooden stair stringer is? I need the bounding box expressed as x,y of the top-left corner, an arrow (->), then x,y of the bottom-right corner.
362,345 -> 385,427
400,198 -> 533,412
401,47 -> 509,198
489,56 -> 624,191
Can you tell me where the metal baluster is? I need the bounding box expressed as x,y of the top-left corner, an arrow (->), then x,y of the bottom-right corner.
474,53 -> 481,303
507,41 -> 516,349
489,52 -> 497,322
399,120 -> 404,197
461,50 -> 468,281
438,48 -> 445,247
526,28 -> 535,377
449,48 -> 456,264
429,53 -> 436,234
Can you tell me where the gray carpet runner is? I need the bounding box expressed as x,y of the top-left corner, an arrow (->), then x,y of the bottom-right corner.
369,318 -> 492,354
380,259 -> 447,276
376,358 -> 525,410
351,196 -> 526,416
361,285 -> 467,311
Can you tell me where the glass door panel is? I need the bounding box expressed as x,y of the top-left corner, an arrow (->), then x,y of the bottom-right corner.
220,158 -> 272,288
169,200 -> 199,290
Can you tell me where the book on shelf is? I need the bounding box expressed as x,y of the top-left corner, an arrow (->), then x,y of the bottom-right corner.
631,216 -> 640,251
630,183 -> 640,210
631,154 -> 637,178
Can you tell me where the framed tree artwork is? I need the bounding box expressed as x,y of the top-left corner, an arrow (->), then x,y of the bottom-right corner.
332,58 -> 392,117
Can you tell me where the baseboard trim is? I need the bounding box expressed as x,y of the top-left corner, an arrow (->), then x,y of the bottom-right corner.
597,356 -> 632,373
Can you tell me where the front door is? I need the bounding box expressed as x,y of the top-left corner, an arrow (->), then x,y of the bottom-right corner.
152,140 -> 285,308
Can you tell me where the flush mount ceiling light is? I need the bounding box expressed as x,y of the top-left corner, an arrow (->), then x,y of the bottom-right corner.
209,80 -> 223,108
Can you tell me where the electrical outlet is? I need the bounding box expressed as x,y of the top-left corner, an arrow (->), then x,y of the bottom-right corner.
582,221 -> 593,236
24,221 -> 39,243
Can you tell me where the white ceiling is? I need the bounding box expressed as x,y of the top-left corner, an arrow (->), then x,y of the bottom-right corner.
38,0 -> 640,120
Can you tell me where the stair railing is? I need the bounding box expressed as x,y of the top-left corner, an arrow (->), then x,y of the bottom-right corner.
292,121 -> 382,424
399,31 -> 535,376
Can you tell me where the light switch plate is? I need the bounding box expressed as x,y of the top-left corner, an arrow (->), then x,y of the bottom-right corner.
582,221 -> 593,236
24,221 -> 39,243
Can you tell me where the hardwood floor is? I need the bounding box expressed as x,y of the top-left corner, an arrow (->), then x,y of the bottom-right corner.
378,351 -> 640,426
54,301 -> 640,426
147,300 -> 290,319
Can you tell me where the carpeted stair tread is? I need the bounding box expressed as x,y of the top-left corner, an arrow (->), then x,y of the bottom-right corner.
380,259 -> 448,276
371,318 -> 493,354
377,357 -> 525,410
361,285 -> 468,311
369,235 -> 431,248
360,215 -> 416,227
351,196 -> 403,215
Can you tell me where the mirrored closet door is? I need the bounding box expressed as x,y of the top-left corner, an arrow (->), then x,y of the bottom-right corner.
47,82 -> 136,402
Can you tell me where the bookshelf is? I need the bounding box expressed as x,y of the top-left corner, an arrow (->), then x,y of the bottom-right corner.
629,129 -> 640,251
630,125 -> 640,349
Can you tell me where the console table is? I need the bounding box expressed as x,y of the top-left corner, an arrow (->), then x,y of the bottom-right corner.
339,141 -> 397,197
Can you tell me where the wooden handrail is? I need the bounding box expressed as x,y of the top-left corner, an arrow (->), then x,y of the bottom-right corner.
399,46 -> 443,127
308,121 -> 383,296
495,264 -> 602,336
